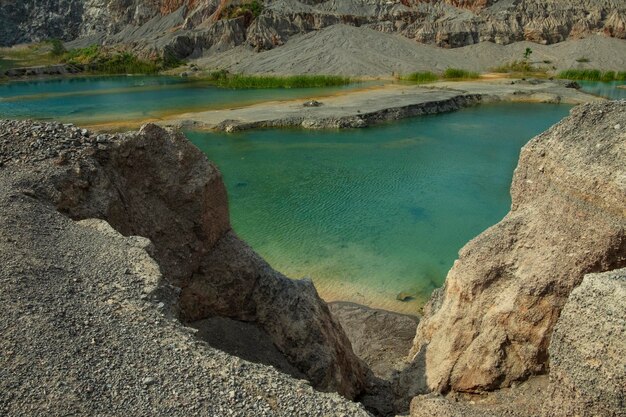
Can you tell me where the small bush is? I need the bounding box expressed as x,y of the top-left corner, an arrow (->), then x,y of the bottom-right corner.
576,57 -> 591,63
400,71 -> 439,84
224,0 -> 263,19
48,39 -> 66,57
64,45 -> 101,64
523,47 -> 533,60
208,69 -> 230,81
442,68 -> 480,80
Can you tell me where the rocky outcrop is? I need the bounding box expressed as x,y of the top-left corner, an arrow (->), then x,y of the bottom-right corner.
408,268 -> 626,417
542,269 -> 626,417
0,181 -> 370,417
2,0 -> 625,58
0,119 -> 366,400
407,101 -> 626,394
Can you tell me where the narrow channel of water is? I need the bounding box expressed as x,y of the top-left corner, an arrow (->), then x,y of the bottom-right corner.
579,80 -> 626,100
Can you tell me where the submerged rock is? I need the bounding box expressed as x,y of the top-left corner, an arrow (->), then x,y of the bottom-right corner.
396,291 -> 416,302
408,101 -> 626,393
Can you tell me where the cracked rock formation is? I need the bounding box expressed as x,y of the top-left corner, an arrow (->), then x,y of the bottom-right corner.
408,101 -> 626,394
1,0 -> 624,57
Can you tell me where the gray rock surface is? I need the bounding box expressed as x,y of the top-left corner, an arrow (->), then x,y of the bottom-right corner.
542,269 -> 626,417
1,0 -> 624,62
407,100 -> 626,394
329,302 -> 418,381
0,200 -> 369,416
0,119 -> 367,409
166,79 -> 602,131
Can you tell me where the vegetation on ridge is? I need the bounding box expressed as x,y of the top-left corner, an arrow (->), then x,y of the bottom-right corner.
222,0 -> 264,20
63,45 -> 183,74
0,41 -> 182,75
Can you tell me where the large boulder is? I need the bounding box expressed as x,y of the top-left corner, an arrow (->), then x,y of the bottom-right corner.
408,101 -> 626,393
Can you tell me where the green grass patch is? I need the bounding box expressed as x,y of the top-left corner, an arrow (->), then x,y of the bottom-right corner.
1,42 -> 182,75
442,68 -> 480,80
558,69 -> 626,82
223,0 -> 263,19
64,45 -> 181,75
204,71 -> 352,88
400,71 -> 439,84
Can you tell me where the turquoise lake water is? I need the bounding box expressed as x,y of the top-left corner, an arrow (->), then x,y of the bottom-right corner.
579,80 -> 626,100
0,76 -> 371,125
1,76 -> 619,313
187,103 -> 572,312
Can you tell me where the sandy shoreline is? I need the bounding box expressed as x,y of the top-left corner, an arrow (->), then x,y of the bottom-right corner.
162,78 -> 604,132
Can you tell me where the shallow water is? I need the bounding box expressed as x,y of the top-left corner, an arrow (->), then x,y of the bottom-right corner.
0,76 -> 372,126
187,103 -> 572,313
579,80 -> 626,100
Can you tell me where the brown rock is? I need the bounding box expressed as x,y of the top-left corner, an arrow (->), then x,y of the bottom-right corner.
408,101 -> 626,393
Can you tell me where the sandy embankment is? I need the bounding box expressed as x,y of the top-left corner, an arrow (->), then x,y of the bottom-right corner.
195,25 -> 626,77
164,78 -> 604,131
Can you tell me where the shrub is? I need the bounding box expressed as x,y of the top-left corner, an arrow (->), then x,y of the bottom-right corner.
442,68 -> 480,80
63,45 -> 182,74
576,57 -> 591,63
523,47 -> 533,60
224,0 -> 264,19
400,71 -> 439,83
48,39 -> 66,57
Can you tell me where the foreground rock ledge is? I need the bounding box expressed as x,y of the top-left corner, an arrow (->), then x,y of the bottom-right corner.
409,268 -> 626,417
408,101 -> 626,394
0,119 -> 368,415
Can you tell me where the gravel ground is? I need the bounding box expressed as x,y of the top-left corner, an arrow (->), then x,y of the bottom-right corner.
0,119 -> 371,417
196,25 -> 626,76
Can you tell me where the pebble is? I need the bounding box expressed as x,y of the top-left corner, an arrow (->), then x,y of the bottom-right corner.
142,377 -> 157,386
